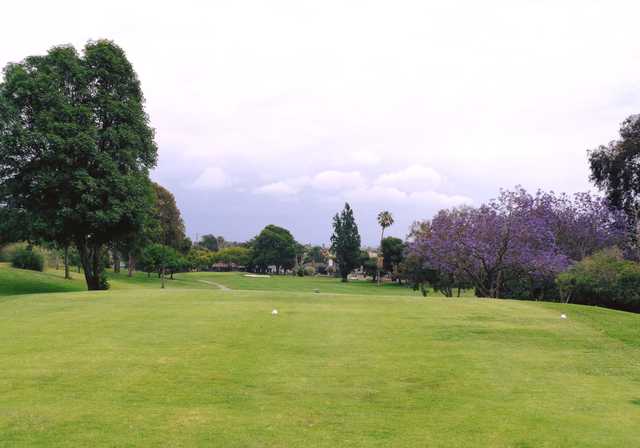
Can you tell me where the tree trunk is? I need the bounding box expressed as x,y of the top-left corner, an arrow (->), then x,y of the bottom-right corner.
64,245 -> 70,280
128,253 -> 135,277
76,240 -> 104,291
113,251 -> 120,273
161,263 -> 166,289
377,228 -> 385,287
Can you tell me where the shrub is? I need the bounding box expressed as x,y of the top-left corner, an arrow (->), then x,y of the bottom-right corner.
0,242 -> 25,262
304,265 -> 316,276
296,266 -> 305,277
98,273 -> 110,290
556,247 -> 640,312
11,246 -> 45,271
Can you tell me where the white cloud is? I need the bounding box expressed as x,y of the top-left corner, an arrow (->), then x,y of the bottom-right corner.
344,185 -> 472,208
345,186 -> 407,203
253,170 -> 365,196
190,167 -> 232,190
253,181 -> 300,196
375,165 -> 443,192
349,151 -> 381,166
408,191 -> 472,207
310,170 -> 366,191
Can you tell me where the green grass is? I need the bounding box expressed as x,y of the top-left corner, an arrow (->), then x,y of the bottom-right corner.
0,263 -> 467,297
0,263 -> 86,296
178,271 -> 474,297
1,265 -> 639,446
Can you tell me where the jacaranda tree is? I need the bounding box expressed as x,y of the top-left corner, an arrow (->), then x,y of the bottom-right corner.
407,188 -> 626,299
0,41 -> 157,290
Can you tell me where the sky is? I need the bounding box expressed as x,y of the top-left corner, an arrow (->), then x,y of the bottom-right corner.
2,1 -> 640,245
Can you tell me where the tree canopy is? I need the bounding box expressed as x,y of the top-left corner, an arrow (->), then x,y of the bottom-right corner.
199,234 -> 219,252
589,114 -> 640,252
407,188 -> 626,299
0,40 -> 157,289
381,236 -> 405,273
250,225 -> 297,274
152,183 -> 186,250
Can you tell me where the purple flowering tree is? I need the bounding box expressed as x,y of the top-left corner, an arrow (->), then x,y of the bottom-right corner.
407,188 -> 626,299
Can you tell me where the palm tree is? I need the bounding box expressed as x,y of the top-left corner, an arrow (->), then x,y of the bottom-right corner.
377,211 -> 394,286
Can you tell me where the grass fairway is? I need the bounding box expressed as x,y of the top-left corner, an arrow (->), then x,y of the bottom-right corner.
178,271 -> 452,296
1,277 -> 640,447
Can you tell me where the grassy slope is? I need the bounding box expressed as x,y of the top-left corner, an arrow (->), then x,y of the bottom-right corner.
0,263 -> 86,296
0,283 -> 639,447
0,264 -> 213,297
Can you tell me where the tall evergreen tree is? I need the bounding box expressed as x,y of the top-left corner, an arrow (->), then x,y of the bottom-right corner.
331,203 -> 362,282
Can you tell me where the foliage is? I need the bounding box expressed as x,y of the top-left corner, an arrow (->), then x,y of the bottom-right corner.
376,211 -> 394,283
139,243 -> 186,285
331,203 -> 362,282
11,246 -> 44,271
186,248 -> 215,271
0,40 -> 157,290
556,247 -> 640,312
304,245 -> 327,264
377,211 -> 394,236
589,115 -> 640,251
140,244 -> 176,273
152,183 -> 186,249
360,250 -> 377,280
249,225 -> 297,274
407,188 -> 626,299
0,242 -> 25,262
381,237 -> 405,274
213,246 -> 251,270
199,234 -> 219,252
398,251 -> 434,296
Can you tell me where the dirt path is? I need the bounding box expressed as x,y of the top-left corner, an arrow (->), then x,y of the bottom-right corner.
197,280 -> 232,291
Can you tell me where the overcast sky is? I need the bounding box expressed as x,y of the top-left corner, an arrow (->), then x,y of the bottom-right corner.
2,1 -> 640,245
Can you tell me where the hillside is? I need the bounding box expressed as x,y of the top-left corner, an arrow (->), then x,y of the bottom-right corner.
1,266 -> 639,446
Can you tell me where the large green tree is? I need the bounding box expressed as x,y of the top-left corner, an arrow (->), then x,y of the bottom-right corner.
381,236 -> 405,278
589,115 -> 640,251
250,225 -> 297,274
0,41 -> 157,290
152,182 -> 186,249
331,203 -> 362,282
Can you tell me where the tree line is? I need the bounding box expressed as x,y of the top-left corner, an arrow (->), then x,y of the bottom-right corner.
3,40 -> 640,311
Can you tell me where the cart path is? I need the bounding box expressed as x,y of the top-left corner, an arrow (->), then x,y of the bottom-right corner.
197,279 -> 232,291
